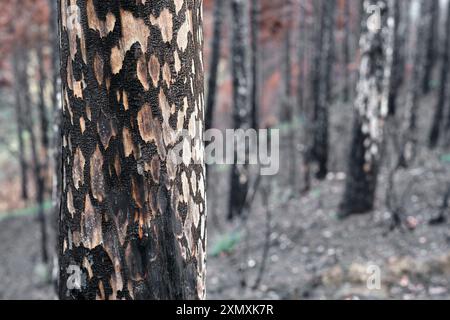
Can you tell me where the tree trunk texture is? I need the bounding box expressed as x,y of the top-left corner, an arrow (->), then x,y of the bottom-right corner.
429,0 -> 450,148
58,0 -> 206,300
339,0 -> 394,216
12,49 -> 29,201
422,0 -> 439,94
311,0 -> 335,180
205,0 -> 224,131
399,0 -> 430,167
228,0 -> 250,220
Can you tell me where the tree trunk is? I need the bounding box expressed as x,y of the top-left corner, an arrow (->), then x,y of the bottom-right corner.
430,0 -> 450,148
37,40 -> 50,187
342,0 -> 351,102
399,0 -> 430,167
228,0 -> 250,220
312,0 -> 335,180
12,49 -> 29,201
250,0 -> 260,130
205,0 -> 224,131
422,0 -> 439,94
387,0 -> 403,116
339,0 -> 394,216
22,52 -> 49,264
281,0 -> 293,124
58,0 -> 206,300
49,0 -> 62,291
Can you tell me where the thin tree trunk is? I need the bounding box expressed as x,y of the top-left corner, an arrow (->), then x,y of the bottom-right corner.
339,0 -> 394,216
37,40 -> 50,186
387,0 -> 403,116
49,0 -> 62,291
430,0 -> 450,148
281,0 -> 293,124
342,0 -> 351,102
12,49 -> 29,201
399,0 -> 430,167
59,0 -> 206,300
250,0 -> 260,130
422,0 -> 439,94
228,0 -> 250,220
205,0 -> 225,131
312,0 -> 335,180
22,52 -> 49,264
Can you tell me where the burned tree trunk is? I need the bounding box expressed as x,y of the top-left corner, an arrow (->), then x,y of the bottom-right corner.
280,0 -> 293,124
250,0 -> 260,130
422,0 -> 439,94
339,0 -> 394,216
311,0 -> 335,180
59,0 -> 206,300
205,0 -> 224,131
399,0 -> 430,167
387,0 -> 404,116
228,0 -> 250,220
429,0 -> 450,148
37,40 -> 50,184
342,0 -> 352,102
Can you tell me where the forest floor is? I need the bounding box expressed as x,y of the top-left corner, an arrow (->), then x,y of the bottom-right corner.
0,95 -> 449,300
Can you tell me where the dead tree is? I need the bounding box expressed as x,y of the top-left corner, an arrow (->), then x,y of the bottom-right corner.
250,0 -> 260,130
280,0 -> 293,124
387,0 -> 404,116
342,0 -> 352,102
229,0 -> 251,220
399,0 -> 431,167
205,0 -> 225,131
59,0 -> 206,300
339,0 -> 394,216
422,0 -> 440,94
311,0 -> 336,180
429,0 -> 450,148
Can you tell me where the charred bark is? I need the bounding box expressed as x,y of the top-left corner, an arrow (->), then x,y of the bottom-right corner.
58,0 -> 206,300
311,0 -> 335,180
250,0 -> 260,130
339,0 -> 394,216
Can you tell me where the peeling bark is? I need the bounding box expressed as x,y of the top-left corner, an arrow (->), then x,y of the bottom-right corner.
59,0 -> 206,300
340,0 -> 394,216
